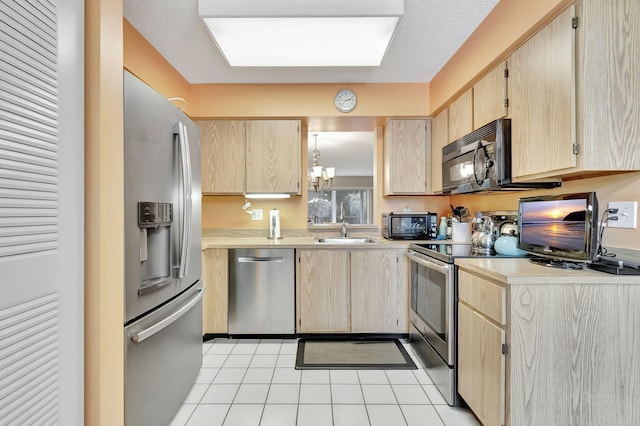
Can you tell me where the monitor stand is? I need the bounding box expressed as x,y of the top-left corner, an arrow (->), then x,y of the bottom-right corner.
529,257 -> 585,270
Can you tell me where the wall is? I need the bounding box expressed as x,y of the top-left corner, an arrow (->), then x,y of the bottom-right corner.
452,172 -> 640,251
86,0 -> 124,425
123,19 -> 191,104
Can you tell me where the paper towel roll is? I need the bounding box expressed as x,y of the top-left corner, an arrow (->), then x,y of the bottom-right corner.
269,209 -> 281,239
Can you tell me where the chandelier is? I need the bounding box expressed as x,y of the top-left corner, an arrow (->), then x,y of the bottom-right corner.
308,134 -> 335,192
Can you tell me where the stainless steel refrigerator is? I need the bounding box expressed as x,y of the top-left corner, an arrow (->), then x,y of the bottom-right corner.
123,70 -> 203,426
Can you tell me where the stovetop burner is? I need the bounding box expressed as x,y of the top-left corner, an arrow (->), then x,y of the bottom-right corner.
409,242 -> 528,264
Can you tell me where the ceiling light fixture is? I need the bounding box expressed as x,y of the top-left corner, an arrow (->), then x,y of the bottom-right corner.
308,134 -> 335,192
198,0 -> 404,67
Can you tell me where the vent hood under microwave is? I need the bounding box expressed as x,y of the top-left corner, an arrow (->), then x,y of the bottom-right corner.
441,119 -> 561,194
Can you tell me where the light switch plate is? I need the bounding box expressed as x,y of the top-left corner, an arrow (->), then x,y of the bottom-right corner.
251,209 -> 263,221
608,201 -> 637,228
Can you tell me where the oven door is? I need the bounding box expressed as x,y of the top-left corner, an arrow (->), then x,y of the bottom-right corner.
408,250 -> 456,365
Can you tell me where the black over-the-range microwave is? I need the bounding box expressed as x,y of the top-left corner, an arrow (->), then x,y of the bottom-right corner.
441,118 -> 561,194
382,212 -> 438,240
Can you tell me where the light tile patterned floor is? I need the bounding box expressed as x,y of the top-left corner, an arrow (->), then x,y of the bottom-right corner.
170,338 -> 481,426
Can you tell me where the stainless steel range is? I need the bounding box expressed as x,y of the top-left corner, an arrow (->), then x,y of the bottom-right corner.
407,242 -> 526,406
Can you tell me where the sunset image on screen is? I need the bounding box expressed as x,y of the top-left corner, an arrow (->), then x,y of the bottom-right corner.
520,198 -> 587,251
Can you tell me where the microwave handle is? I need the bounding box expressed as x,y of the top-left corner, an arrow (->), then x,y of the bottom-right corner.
407,250 -> 451,273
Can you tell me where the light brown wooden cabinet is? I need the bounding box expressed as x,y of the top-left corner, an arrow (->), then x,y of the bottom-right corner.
202,248 -> 229,334
430,109 -> 448,194
383,119 -> 431,195
457,270 -> 506,426
350,251 -> 407,333
196,120 -> 246,194
197,119 -> 301,194
246,120 -> 301,194
510,1 -> 640,181
509,6 -> 576,181
473,62 -> 508,129
447,89 -> 473,143
296,250 -> 350,333
296,249 -> 408,334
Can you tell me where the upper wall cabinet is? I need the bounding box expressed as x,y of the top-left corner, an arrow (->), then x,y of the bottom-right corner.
510,0 -> 640,181
447,89 -> 473,143
509,6 -> 576,181
198,119 -> 302,195
245,120 -> 301,194
473,62 -> 508,129
383,119 -> 431,195
196,120 -> 246,194
575,0 -> 640,173
430,109 -> 448,194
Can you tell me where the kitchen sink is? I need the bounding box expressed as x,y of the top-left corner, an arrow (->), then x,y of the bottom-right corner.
314,237 -> 381,244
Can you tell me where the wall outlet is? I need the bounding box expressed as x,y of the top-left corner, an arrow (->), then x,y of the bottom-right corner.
250,209 -> 263,221
608,201 -> 638,229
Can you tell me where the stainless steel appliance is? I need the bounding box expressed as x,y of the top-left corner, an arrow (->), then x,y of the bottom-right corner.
123,70 -> 203,426
228,249 -> 295,335
408,242 -> 527,406
382,212 -> 438,240
441,119 -> 561,194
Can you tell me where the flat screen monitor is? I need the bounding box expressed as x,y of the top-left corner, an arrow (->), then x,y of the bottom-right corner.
517,192 -> 598,263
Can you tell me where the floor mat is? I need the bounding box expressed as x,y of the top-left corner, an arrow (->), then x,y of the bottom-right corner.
295,338 -> 417,370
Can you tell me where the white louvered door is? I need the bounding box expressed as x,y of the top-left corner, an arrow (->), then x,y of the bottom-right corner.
0,0 -> 84,424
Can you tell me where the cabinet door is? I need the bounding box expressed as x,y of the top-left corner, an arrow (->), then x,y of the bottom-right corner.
577,0 -> 640,171
447,89 -> 473,143
202,249 -> 228,334
297,250 -> 349,333
473,62 -> 508,129
350,251 -> 406,333
430,110 -> 448,194
196,120 -> 246,194
383,119 -> 429,195
509,6 -> 576,180
245,120 -> 301,194
458,302 -> 505,426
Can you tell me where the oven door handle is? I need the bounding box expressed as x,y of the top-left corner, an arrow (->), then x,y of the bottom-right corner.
407,250 -> 451,273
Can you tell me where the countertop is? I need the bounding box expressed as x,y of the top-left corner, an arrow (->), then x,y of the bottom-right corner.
201,228 -> 446,250
455,257 -> 640,285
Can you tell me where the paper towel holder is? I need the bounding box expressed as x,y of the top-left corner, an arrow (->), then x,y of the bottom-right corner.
268,208 -> 283,240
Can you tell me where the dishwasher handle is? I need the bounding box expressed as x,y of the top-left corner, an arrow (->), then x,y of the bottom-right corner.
237,256 -> 284,263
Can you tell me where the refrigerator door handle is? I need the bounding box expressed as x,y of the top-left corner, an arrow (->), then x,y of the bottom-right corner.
175,121 -> 192,279
130,287 -> 204,344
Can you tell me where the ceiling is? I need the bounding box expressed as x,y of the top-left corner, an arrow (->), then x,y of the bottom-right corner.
124,0 -> 500,84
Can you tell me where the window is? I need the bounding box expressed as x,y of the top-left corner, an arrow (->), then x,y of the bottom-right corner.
308,189 -> 372,225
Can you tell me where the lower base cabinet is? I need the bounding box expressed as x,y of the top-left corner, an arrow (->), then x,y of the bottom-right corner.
457,270 -> 506,426
457,263 -> 640,426
296,249 -> 408,334
297,250 -> 350,333
457,303 -> 505,426
202,248 -> 228,334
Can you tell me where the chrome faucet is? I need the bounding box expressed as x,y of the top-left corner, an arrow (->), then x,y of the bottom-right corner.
339,202 -> 347,237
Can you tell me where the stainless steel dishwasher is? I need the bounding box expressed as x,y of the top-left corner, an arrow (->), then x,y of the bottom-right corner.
228,248 -> 295,335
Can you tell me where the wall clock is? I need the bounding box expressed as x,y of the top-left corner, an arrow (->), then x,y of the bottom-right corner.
334,89 -> 357,113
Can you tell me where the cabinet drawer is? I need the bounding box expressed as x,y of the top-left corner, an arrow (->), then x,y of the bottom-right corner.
458,271 -> 505,325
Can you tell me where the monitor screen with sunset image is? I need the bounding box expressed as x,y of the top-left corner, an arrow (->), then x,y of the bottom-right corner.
517,192 -> 598,262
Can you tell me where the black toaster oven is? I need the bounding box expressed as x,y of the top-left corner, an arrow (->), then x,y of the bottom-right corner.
382,212 -> 438,240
